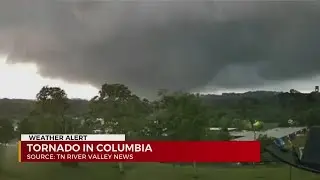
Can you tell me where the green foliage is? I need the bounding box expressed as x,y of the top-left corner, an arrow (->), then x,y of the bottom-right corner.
205,130 -> 231,140
3,89 -> 320,128
9,85 -> 320,142
16,86 -> 81,168
257,135 -> 274,152
36,86 -> 69,115
88,83 -> 153,173
18,86 -> 71,134
0,119 -> 14,173
17,118 -> 34,135
3,83 -> 320,175
89,83 -> 150,135
0,118 -> 14,144
4,82 -> 320,176
153,92 -> 210,176
154,92 -> 209,141
299,108 -> 320,127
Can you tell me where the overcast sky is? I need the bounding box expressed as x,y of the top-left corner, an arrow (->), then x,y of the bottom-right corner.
1,1 -> 320,99
0,56 -> 98,99
0,55 -> 317,100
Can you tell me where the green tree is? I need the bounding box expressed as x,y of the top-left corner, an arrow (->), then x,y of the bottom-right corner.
35,86 -> 69,133
19,86 -> 70,134
238,97 -> 259,140
156,92 -> 209,140
301,108 -> 320,127
17,115 -> 37,135
0,118 -> 14,173
0,118 -> 15,144
156,91 -> 209,178
205,130 -> 231,141
237,97 -> 260,167
21,86 -> 78,167
89,83 -> 149,173
257,135 -> 274,152
257,135 -> 276,163
142,110 -> 169,140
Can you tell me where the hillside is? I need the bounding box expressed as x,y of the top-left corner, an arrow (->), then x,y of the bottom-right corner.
201,91 -> 287,124
0,90 -> 318,125
0,91 -> 280,120
0,98 -> 89,119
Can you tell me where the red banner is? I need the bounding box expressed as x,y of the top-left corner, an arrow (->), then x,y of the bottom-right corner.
19,141 -> 260,162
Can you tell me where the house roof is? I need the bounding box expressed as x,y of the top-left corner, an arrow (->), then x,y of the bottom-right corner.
232,127 -> 307,141
209,127 -> 237,131
230,130 -> 255,137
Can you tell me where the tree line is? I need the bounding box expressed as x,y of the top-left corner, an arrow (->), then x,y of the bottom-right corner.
0,84 -> 320,174
0,84 -> 217,173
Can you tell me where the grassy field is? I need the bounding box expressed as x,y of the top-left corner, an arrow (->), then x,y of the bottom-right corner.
1,144 -> 320,180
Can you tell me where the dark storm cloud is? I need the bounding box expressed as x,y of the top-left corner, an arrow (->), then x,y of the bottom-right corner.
1,0 -> 320,97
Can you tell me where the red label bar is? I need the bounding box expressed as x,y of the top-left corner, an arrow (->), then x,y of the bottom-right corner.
20,141 -> 260,162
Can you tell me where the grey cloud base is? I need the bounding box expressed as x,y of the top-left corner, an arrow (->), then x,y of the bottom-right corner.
0,1 -> 320,98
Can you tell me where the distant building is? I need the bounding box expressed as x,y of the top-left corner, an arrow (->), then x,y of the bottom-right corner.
93,129 -> 103,134
208,127 -> 238,131
231,127 -> 307,141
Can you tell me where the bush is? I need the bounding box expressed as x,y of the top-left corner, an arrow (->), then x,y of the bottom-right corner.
0,145 -> 4,173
